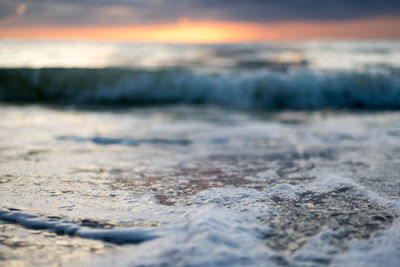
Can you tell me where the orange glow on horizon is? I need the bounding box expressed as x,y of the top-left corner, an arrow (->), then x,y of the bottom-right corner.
1,17 -> 399,43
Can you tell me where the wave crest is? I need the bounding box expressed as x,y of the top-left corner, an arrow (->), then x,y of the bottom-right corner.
1,68 -> 399,109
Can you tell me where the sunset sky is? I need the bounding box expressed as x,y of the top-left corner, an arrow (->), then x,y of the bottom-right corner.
1,0 -> 400,43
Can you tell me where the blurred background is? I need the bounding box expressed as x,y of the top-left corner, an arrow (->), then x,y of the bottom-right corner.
0,0 -> 399,109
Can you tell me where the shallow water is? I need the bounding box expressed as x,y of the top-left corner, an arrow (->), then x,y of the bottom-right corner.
1,105 -> 400,266
1,39 -> 400,266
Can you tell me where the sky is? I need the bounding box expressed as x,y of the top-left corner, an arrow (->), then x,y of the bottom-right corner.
1,0 -> 400,42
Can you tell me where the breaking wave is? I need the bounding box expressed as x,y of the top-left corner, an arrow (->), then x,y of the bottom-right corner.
1,68 -> 399,109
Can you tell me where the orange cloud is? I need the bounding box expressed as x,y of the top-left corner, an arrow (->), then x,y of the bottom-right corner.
0,17 -> 399,43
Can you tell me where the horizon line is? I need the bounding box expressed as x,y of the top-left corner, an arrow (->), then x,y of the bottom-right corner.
1,17 -> 400,44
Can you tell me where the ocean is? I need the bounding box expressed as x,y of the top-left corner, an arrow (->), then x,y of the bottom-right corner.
1,39 -> 400,109
1,40 -> 400,266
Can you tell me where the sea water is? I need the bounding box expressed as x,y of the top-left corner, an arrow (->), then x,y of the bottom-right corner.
0,40 -> 400,266
0,39 -> 400,109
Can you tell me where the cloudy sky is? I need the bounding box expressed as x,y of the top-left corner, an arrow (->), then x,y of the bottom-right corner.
1,0 -> 400,42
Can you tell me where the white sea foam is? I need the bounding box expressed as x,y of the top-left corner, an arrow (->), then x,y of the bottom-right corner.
2,171 -> 399,266
87,200 -> 277,267
1,105 -> 399,266
304,174 -> 400,213
331,218 -> 400,267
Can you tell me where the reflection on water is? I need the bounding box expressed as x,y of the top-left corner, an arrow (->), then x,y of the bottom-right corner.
1,39 -> 400,72
0,222 -> 110,266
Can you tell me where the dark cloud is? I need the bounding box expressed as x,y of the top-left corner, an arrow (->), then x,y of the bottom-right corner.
1,0 -> 400,27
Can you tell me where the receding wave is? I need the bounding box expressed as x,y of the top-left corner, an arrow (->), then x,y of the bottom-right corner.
0,208 -> 159,245
1,68 -> 399,109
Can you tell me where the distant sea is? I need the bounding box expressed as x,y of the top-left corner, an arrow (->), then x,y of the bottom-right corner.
0,39 -> 399,109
